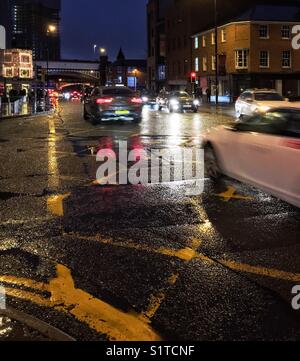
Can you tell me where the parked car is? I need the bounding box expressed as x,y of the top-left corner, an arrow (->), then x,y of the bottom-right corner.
235,89 -> 300,118
83,86 -> 143,124
203,107 -> 300,208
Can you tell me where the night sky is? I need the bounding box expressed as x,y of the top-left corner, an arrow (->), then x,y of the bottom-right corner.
61,0 -> 148,61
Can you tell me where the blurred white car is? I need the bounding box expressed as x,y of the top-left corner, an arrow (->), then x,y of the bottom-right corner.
235,89 -> 300,118
203,108 -> 300,208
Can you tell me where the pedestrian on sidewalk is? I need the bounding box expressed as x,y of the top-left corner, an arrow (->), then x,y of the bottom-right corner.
206,87 -> 211,103
195,87 -> 203,103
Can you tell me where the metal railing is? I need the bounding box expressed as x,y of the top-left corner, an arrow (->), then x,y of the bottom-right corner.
0,97 -> 53,118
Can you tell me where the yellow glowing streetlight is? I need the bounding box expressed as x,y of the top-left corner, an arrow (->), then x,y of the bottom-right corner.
47,24 -> 57,34
100,48 -> 106,55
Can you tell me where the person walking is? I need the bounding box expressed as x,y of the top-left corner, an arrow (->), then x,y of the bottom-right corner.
206,87 -> 211,103
195,87 -> 203,103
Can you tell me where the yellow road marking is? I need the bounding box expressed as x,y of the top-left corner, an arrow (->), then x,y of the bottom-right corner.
48,116 -> 60,190
217,259 -> 300,283
159,247 -> 197,261
64,232 -> 196,261
0,276 -> 49,292
47,193 -> 70,216
5,287 -> 53,308
215,186 -> 254,202
139,273 -> 179,323
2,264 -> 161,341
49,265 -> 161,341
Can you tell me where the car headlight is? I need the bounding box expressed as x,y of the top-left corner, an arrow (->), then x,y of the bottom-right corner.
142,96 -> 149,102
257,105 -> 270,113
193,99 -> 200,106
170,99 -> 179,106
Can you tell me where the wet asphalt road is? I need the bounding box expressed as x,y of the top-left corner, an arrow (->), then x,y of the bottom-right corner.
0,101 -> 300,341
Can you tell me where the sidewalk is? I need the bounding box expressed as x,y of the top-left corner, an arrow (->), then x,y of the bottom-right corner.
0,109 -> 54,120
0,101 -> 55,120
198,103 -> 236,117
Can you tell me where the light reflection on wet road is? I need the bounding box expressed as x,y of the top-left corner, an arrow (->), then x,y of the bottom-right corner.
0,101 -> 299,341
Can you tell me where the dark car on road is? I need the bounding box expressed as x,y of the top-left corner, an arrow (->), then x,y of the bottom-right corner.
83,86 -> 143,124
157,90 -> 199,113
166,91 -> 199,113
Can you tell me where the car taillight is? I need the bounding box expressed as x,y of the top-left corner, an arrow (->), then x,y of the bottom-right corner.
131,97 -> 143,104
96,97 -> 113,104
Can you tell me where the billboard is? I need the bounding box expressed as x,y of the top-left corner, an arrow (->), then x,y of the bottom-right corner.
0,49 -> 33,79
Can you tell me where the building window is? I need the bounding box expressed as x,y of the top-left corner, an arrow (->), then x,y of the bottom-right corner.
203,57 -> 207,72
221,29 -> 226,43
202,36 -> 206,47
211,32 -> 216,45
195,57 -> 199,72
259,25 -> 269,39
282,50 -> 291,68
235,49 -> 249,69
158,65 -> 166,80
19,68 -> 30,78
281,25 -> 291,39
4,53 -> 12,62
195,36 -> 199,49
259,51 -> 269,68
212,55 -> 216,71
4,67 -> 13,78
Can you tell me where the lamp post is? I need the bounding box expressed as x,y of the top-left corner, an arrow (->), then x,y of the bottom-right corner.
45,24 -> 57,110
133,69 -> 138,92
99,48 -> 108,86
214,0 -> 219,106
94,44 -> 97,56
46,25 -> 57,89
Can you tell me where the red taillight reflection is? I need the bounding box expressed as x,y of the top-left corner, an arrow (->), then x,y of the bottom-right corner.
96,97 -> 113,105
131,97 -> 143,104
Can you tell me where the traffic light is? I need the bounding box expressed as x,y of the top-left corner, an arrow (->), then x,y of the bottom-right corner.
190,72 -> 196,83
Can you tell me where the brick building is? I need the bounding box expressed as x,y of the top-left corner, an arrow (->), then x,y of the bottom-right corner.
192,4 -> 300,101
147,0 -> 172,92
108,48 -> 147,90
164,0 -> 267,91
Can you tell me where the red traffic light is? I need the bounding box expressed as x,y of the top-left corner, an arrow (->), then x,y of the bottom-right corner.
191,71 -> 197,83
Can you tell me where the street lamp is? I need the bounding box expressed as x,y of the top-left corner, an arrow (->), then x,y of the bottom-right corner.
133,69 -> 138,92
214,0 -> 219,106
46,24 -> 57,87
45,24 -> 57,109
100,48 -> 106,55
47,25 -> 57,34
94,44 -> 98,54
